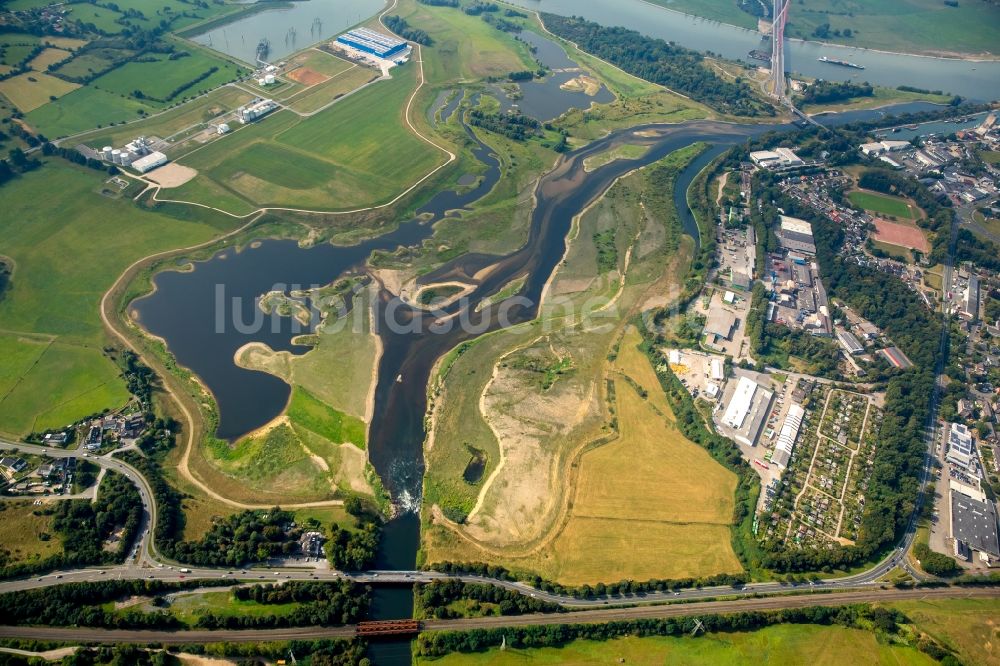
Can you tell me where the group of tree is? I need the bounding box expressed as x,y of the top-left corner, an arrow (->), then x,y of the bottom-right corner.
197,580 -> 370,629
913,543 -> 960,577
416,0 -> 459,6
416,580 -> 562,619
812,23 -> 854,39
327,521 -> 379,571
540,14 -> 774,117
462,1 -> 498,15
795,80 -> 873,106
382,15 -> 431,46
430,560 -> 748,599
467,108 -> 541,141
164,507 -> 302,567
415,604 -> 955,662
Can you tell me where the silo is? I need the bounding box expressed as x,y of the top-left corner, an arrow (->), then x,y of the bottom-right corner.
120,151 -> 133,166
264,74 -> 275,85
111,149 -> 122,164
102,146 -> 113,160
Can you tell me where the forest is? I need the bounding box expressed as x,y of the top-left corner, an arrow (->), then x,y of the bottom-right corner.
467,108 -> 541,141
540,14 -> 774,117
795,80 -> 873,105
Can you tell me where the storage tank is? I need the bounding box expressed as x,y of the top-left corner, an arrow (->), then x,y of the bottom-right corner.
258,77 -> 267,86
119,151 -> 133,166
264,74 -> 275,85
111,149 -> 122,164
102,146 -> 113,160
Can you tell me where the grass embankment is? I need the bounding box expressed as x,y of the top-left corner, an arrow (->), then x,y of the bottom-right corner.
802,86 -> 953,114
416,623 -> 936,665
422,145 -> 740,584
0,161 -> 237,436
646,0 -> 999,57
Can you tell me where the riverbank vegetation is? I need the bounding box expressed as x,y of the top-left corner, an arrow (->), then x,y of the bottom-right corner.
540,14 -> 774,118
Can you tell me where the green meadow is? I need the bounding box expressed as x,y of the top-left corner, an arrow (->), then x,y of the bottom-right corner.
175,64 -> 446,212
848,190 -> 918,220
0,161 -> 237,436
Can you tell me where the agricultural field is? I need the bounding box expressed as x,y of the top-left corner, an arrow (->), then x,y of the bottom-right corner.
422,146 -> 741,584
848,190 -> 921,221
416,623 -> 936,665
172,64 -> 446,212
27,47 -> 73,70
0,161 -> 237,436
0,71 -> 79,112
91,47 -> 242,107
0,501 -> 62,568
25,83 -> 156,138
283,62 -> 379,115
77,85 -> 254,148
647,0 -> 1000,56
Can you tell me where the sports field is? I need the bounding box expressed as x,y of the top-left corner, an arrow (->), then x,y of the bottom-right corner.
0,162 -> 236,436
0,72 -> 79,112
848,190 -> 920,220
416,624 -> 936,665
872,219 -> 929,253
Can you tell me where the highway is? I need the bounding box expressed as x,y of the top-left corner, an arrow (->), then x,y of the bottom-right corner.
0,586 -> 995,644
0,439 -> 943,608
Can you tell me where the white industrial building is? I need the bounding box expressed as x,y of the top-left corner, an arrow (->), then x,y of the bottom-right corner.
750,147 -> 803,169
721,376 -> 774,447
778,215 -> 816,255
771,403 -> 805,469
836,329 -> 864,355
710,358 -> 725,382
130,151 -> 168,174
946,422 -> 975,470
859,139 -> 912,157
236,98 -> 278,124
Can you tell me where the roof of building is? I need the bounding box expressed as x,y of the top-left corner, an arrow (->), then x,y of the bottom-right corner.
780,215 -> 813,236
950,489 -> 1000,557
722,376 -> 759,430
704,308 -> 737,340
130,151 -> 167,172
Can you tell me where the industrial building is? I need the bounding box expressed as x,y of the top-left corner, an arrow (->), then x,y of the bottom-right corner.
949,487 -> 999,563
236,98 -> 278,124
771,403 -> 804,469
704,308 -> 737,342
962,275 -> 980,321
336,28 -> 407,59
836,329 -> 864,355
749,147 -> 803,170
721,376 -> 774,447
859,139 -> 912,157
778,215 -> 816,255
946,422 -> 975,470
130,151 -> 168,173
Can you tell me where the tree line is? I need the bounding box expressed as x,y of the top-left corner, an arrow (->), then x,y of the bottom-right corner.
415,603 -> 957,663
382,15 -> 431,46
540,14 -> 774,117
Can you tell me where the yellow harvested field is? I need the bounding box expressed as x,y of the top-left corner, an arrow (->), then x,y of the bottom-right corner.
0,72 -> 79,112
28,47 -> 73,70
540,334 -> 740,584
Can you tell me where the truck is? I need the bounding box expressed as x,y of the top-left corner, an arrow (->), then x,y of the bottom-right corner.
179,568 -> 191,573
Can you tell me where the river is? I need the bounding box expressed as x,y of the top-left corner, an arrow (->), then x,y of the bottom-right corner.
504,0 -> 1000,101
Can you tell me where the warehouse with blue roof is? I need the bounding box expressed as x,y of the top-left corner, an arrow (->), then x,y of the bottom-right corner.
336,28 -> 407,59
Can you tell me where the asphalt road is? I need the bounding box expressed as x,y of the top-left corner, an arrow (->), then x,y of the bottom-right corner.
0,586 -> 994,644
